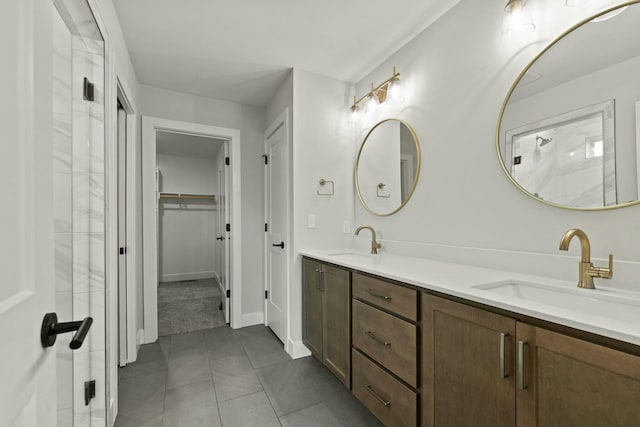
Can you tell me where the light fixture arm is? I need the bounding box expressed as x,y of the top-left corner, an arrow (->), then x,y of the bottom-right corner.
351,66 -> 401,111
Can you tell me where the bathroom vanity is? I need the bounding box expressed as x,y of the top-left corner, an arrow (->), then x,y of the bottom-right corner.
301,252 -> 640,427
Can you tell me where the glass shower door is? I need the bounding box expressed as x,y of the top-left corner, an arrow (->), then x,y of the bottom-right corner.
53,0 -> 106,425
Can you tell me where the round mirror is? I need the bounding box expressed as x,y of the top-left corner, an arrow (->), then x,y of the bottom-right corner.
497,1 -> 640,210
355,119 -> 421,216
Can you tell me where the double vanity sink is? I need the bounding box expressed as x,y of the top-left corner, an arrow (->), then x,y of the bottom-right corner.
302,246 -> 640,427
316,248 -> 640,346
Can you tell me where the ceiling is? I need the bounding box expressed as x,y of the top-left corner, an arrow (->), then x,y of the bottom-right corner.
156,131 -> 225,159
113,0 -> 461,106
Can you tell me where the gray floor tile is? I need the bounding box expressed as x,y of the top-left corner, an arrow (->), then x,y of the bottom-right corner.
323,387 -> 384,427
118,371 -> 166,424
279,403 -> 343,427
166,347 -> 212,389
241,332 -> 290,369
162,380 -> 221,427
205,328 -> 247,361
218,391 -> 281,427
170,330 -> 207,352
114,413 -> 163,427
119,341 -> 169,380
257,357 -> 343,416
210,354 -> 263,402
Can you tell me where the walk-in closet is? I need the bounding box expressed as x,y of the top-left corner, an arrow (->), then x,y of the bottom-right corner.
156,131 -> 229,336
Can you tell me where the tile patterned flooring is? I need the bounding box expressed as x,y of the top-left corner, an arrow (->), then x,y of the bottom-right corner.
116,325 -> 383,427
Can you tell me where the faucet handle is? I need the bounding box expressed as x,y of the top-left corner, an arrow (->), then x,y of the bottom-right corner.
599,254 -> 614,279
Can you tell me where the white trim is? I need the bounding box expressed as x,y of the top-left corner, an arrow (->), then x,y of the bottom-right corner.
241,312 -> 265,327
159,271 -> 216,282
287,339 -> 312,359
636,101 -> 640,199
137,329 -> 145,346
142,116 -> 242,343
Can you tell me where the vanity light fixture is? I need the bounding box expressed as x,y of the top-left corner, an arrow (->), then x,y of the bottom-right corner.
502,0 -> 535,39
350,67 -> 401,119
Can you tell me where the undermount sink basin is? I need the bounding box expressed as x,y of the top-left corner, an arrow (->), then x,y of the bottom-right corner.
474,280 -> 640,323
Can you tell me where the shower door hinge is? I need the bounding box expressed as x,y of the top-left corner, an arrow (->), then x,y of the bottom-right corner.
84,380 -> 96,406
83,78 -> 95,102
265,290 -> 268,299
262,154 -> 268,165
226,223 -> 231,232
226,289 -> 230,298
225,157 -> 230,166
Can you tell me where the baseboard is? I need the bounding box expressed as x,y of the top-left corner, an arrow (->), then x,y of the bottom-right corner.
241,311 -> 264,327
159,271 -> 215,282
287,339 -> 311,359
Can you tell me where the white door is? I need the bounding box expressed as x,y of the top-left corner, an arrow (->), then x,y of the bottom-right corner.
117,105 -> 128,366
264,123 -> 287,342
216,142 -> 230,323
1,1 -> 56,424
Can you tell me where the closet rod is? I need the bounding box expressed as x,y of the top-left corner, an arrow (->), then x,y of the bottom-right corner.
159,192 -> 216,201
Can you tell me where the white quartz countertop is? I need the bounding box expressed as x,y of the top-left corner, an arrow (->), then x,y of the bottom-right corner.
299,248 -> 640,347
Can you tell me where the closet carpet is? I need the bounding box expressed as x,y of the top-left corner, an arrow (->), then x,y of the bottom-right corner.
158,278 -> 226,336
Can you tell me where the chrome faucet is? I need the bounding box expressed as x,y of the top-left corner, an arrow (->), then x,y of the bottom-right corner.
355,225 -> 382,255
558,228 -> 613,289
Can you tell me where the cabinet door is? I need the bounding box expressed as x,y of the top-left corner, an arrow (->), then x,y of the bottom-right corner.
516,323 -> 640,427
302,259 -> 323,360
322,264 -> 351,387
423,295 -> 516,427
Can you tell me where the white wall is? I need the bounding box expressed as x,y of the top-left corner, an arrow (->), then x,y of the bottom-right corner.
157,153 -> 217,282
139,84 -> 266,319
290,69 -> 355,351
349,0 -> 640,292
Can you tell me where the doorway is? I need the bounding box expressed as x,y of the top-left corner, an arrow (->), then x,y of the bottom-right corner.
142,117 -> 243,343
155,132 -> 229,335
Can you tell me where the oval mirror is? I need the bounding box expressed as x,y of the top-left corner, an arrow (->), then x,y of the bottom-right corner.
355,119 -> 421,216
497,1 -> 640,210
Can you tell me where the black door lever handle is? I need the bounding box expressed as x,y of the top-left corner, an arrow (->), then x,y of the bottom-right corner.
216,236 -> 224,241
272,242 -> 285,249
41,312 -> 93,350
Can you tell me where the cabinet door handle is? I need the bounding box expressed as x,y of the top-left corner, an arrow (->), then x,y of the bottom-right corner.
499,332 -> 509,379
366,330 -> 391,347
518,340 -> 528,390
364,384 -> 391,406
319,270 -> 324,291
314,269 -> 320,290
366,289 -> 392,302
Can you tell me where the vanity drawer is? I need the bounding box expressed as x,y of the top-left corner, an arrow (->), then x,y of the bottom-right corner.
352,349 -> 417,427
353,272 -> 418,320
352,299 -> 417,387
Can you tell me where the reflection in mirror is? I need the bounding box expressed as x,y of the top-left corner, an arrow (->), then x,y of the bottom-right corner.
356,119 -> 420,216
497,1 -> 640,210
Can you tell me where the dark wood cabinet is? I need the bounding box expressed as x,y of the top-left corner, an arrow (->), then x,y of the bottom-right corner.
423,294 -> 640,427
302,258 -> 350,387
422,294 -> 516,427
516,323 -> 640,427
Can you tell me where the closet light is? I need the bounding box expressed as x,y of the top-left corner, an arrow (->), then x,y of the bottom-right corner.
502,0 -> 536,39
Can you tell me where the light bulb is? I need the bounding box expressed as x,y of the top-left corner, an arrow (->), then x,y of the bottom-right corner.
365,93 -> 379,113
351,107 -> 360,123
387,79 -> 404,103
502,0 -> 535,40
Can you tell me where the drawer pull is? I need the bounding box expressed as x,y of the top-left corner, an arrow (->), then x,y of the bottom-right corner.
365,384 -> 391,407
366,289 -> 392,302
366,330 -> 391,347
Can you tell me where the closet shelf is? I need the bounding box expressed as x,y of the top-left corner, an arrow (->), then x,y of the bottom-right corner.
159,192 -> 216,201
